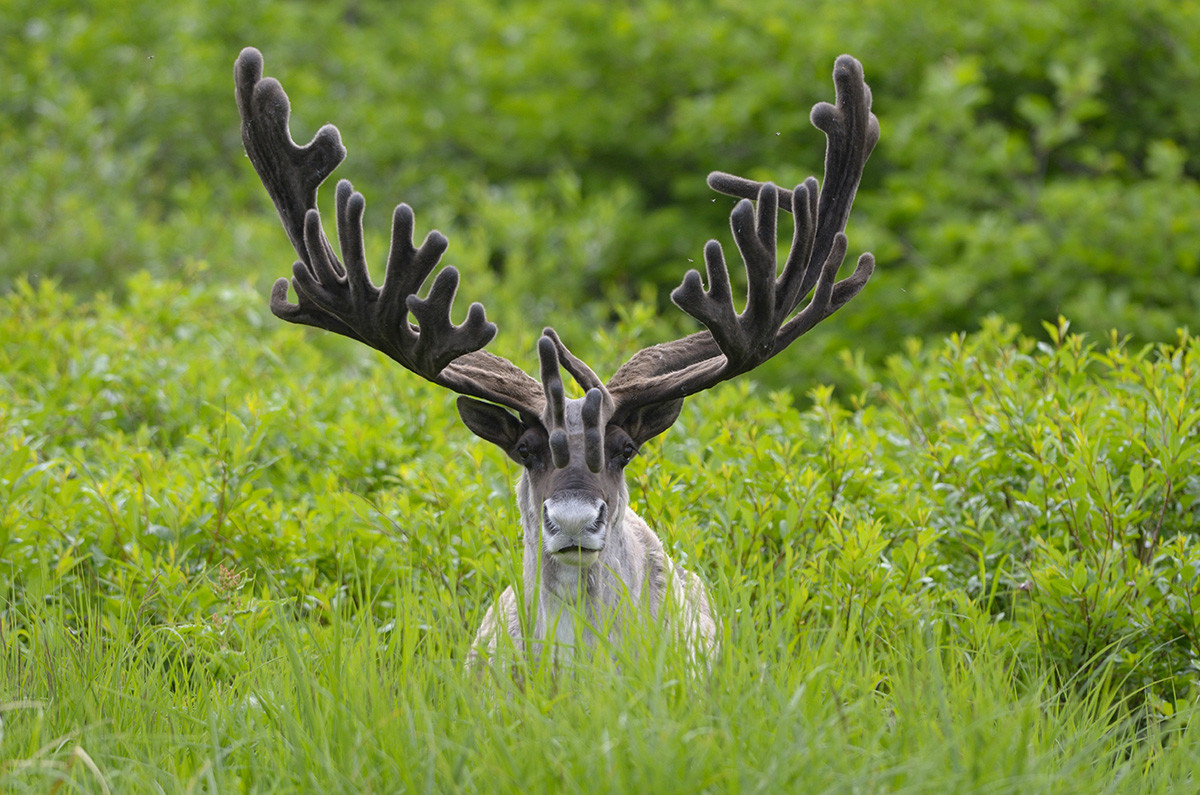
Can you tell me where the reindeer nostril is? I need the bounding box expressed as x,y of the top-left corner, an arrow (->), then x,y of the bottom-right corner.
583,503 -> 608,535
542,504 -> 559,535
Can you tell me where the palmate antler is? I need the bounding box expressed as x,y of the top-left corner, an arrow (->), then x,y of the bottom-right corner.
235,47 -> 546,419
236,47 -> 878,462
604,54 -> 879,426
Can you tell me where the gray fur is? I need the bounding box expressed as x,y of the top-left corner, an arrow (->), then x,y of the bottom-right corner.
466,398 -> 718,672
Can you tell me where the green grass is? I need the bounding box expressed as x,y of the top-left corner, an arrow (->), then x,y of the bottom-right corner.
4,574 -> 1197,792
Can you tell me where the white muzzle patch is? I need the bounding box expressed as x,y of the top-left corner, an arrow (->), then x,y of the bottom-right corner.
542,494 -> 607,562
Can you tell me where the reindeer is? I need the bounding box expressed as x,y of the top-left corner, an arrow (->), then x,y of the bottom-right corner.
233,48 -> 879,670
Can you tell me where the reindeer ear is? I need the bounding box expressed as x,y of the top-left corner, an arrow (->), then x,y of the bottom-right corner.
457,397 -> 525,450
616,398 -> 684,447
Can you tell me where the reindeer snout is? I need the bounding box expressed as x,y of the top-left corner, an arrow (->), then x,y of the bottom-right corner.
542,494 -> 607,556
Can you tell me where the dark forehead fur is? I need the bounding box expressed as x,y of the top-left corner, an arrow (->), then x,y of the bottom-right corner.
526,398 -> 623,493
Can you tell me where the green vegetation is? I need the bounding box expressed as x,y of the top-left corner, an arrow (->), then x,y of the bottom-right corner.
2,0 -> 1197,383
3,278 -> 1197,789
2,0 -> 1198,789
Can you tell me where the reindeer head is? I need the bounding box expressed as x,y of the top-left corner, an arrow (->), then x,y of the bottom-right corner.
456,332 -> 683,568
234,48 -> 878,572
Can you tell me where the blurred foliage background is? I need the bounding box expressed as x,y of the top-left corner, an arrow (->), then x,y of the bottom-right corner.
2,0 -> 1196,388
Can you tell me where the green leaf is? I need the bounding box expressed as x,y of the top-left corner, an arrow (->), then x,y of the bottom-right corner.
1129,462 -> 1144,495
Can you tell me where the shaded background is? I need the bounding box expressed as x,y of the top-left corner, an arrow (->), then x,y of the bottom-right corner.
2,0 -> 1197,388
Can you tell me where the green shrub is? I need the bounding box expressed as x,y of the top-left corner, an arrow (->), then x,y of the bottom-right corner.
3,277 -> 1196,713
849,318 -> 1200,704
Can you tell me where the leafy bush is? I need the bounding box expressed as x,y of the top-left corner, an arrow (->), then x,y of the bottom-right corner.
847,318 -> 1200,702
3,277 -> 1196,714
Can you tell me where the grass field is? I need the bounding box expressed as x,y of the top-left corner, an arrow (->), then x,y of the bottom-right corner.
4,611 -> 1197,790
4,573 -> 1198,792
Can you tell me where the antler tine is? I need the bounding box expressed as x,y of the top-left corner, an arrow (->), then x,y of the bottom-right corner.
235,48 -> 345,273
775,177 -> 819,315
805,54 -> 880,298
542,328 -> 607,397
539,335 -> 571,468
237,47 -> 544,417
670,184 -> 782,372
706,173 -> 798,215
581,389 -> 605,473
534,332 -> 608,471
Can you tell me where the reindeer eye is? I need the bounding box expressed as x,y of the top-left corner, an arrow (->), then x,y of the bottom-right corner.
622,442 -> 637,464
513,432 -> 548,470
607,433 -> 639,470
